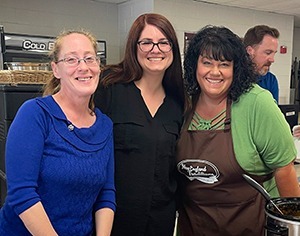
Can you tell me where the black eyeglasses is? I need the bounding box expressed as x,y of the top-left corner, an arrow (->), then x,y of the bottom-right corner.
137,40 -> 172,53
56,56 -> 100,67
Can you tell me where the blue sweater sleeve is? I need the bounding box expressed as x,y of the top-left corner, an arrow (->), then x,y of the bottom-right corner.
5,99 -> 48,215
94,130 -> 116,212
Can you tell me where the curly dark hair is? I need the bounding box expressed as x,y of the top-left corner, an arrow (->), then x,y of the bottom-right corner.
184,25 -> 256,110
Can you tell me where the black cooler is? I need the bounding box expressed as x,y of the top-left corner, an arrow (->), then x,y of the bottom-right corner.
278,104 -> 299,132
0,84 -> 43,206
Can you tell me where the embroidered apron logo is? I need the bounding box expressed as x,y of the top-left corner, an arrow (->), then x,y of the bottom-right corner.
177,159 -> 220,184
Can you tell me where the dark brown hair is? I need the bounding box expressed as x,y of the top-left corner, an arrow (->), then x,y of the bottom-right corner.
100,13 -> 184,107
184,25 -> 256,112
243,25 -> 280,47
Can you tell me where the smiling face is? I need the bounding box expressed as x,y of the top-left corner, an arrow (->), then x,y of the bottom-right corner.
246,34 -> 278,76
51,33 -> 100,100
197,55 -> 233,100
137,24 -> 173,76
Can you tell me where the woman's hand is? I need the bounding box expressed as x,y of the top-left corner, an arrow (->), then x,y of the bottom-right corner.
293,125 -> 300,138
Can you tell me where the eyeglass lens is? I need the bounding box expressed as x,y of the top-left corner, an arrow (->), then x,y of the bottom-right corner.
138,41 -> 172,53
57,56 -> 99,66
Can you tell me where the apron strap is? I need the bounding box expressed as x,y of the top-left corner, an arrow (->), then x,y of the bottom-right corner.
224,98 -> 232,131
246,172 -> 274,184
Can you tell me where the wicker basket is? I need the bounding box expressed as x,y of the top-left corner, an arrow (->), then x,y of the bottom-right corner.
0,70 -> 53,85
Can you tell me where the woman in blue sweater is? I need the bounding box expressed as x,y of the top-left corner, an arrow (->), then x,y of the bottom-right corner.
0,30 -> 116,235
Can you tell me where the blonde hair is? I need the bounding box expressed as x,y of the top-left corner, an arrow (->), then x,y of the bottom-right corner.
43,29 -> 98,111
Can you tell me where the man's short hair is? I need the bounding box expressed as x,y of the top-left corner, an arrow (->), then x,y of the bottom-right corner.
243,25 -> 280,47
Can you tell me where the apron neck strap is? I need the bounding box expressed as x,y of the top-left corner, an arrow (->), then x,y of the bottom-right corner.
224,98 -> 232,131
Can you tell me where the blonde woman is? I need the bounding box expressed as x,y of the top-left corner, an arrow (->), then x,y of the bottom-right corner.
0,30 -> 115,236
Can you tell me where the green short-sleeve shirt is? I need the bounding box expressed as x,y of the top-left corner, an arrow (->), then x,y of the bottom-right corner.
231,84 -> 296,197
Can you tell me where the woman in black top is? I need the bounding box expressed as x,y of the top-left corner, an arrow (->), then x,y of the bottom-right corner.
94,13 -> 184,236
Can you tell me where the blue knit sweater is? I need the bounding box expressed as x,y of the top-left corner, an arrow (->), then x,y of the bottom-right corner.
0,96 -> 116,236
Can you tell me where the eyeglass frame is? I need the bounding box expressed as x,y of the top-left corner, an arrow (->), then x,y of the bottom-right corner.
137,40 -> 173,53
55,55 -> 100,66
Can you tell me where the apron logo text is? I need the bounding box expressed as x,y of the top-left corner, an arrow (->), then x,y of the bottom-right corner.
177,159 -> 220,184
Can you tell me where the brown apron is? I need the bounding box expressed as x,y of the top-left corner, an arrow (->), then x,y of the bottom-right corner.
176,100 -> 266,236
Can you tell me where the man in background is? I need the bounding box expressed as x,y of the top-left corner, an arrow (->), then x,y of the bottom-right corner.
244,25 -> 280,103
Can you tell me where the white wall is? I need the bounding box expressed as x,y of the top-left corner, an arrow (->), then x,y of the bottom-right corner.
0,0 -> 120,64
0,0 -> 299,103
118,0 -> 154,57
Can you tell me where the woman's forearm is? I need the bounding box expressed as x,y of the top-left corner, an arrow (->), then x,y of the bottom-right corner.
275,161 -> 300,197
19,201 -> 58,236
95,208 -> 114,236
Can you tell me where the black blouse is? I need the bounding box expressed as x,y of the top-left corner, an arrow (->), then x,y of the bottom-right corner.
94,82 -> 183,235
